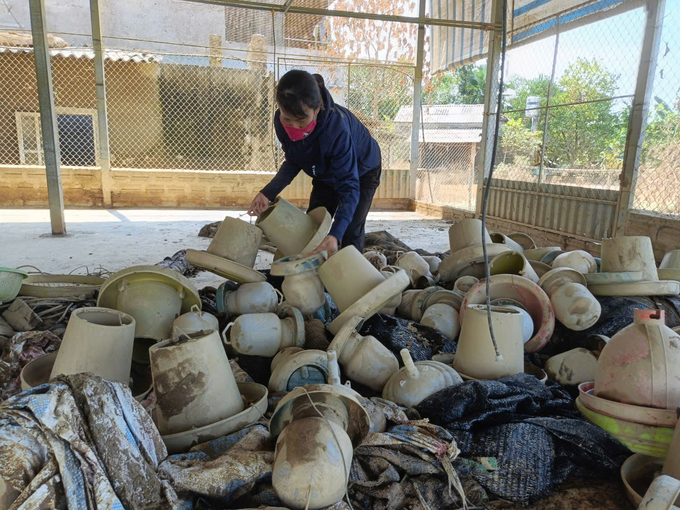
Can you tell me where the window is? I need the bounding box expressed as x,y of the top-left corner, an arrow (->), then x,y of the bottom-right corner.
16,112 -> 43,165
16,109 -> 98,167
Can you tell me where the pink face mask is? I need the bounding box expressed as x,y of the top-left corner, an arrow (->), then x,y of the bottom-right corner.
282,120 -> 316,142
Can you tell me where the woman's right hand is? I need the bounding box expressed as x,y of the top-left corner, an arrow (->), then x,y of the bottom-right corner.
248,193 -> 270,216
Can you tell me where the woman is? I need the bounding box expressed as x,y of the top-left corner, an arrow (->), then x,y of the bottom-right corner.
248,70 -> 381,255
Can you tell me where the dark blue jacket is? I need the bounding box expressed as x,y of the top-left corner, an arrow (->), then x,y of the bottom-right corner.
260,86 -> 381,241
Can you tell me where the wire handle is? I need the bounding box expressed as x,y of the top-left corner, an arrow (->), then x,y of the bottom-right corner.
222,322 -> 234,345
275,288 -> 285,305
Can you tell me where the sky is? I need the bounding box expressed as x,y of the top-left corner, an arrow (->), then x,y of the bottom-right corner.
503,0 -> 680,108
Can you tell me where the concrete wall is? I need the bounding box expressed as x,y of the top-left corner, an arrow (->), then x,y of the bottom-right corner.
625,211 -> 680,263
413,200 -> 680,262
0,166 -> 411,209
0,52 -> 38,165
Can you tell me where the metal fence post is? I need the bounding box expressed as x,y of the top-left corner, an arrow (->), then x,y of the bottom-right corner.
90,0 -> 113,207
409,0 -> 426,201
29,0 -> 66,234
475,0 -> 504,218
613,0 -> 666,236
537,16 -> 560,187
347,62 -> 351,108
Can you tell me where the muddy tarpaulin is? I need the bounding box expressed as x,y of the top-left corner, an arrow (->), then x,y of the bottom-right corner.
159,424 -> 274,508
156,407 -> 470,509
158,424 -> 353,509
415,374 -> 631,505
0,330 -> 62,400
0,374 -> 182,509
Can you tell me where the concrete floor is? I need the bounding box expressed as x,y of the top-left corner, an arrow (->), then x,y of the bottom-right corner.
0,209 -> 450,289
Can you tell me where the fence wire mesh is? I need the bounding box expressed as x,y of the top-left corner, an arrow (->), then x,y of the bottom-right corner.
0,0 -> 676,223
633,0 -> 680,217
0,1 -> 422,184
410,26 -> 488,213
496,5 -> 646,199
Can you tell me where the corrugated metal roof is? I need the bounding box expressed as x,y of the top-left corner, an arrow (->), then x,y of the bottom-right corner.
419,128 -> 481,144
394,104 -> 484,125
0,46 -> 162,63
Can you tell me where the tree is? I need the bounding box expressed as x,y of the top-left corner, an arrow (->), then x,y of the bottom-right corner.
504,74 -> 551,135
452,64 -> 487,104
545,58 -> 622,168
346,65 -> 412,121
500,117 -> 541,164
499,59 -> 624,169
422,64 -> 487,105
317,0 -> 419,121
422,71 -> 458,105
643,97 -> 680,163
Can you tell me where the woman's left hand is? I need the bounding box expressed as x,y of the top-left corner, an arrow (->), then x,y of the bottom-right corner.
311,235 -> 338,256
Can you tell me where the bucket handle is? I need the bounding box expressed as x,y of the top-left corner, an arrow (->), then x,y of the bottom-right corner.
275,288 -> 285,305
190,304 -> 202,316
222,322 -> 234,345
173,325 -> 193,343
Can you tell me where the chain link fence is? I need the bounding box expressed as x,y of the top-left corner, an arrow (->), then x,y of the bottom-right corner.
633,0 -> 680,217
1,43 -> 104,168
1,0 -> 677,222
0,4 -> 419,180
413,103 -> 482,212
494,5 -> 646,199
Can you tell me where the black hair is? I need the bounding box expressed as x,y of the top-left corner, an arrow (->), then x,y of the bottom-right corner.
276,70 -> 323,120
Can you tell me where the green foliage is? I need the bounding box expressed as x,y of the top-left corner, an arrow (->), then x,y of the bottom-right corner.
453,64 -> 487,104
643,97 -> 680,164
347,65 -> 412,121
504,75 -> 551,134
544,59 -> 623,168
501,58 -> 627,169
500,117 -> 541,164
423,64 -> 487,105
423,72 -> 458,105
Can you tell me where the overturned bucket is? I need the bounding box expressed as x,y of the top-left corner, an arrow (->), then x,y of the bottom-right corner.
50,307 -> 136,385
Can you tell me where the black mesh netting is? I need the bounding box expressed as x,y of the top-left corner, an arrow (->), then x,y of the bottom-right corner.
415,374 -> 631,505
359,313 -> 457,360
543,295 -> 680,356
363,230 -> 449,265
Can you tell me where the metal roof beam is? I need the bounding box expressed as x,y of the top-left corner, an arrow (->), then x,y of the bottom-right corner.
194,0 -> 501,30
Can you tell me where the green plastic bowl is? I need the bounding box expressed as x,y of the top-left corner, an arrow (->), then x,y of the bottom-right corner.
0,267 -> 28,304
576,397 -> 674,457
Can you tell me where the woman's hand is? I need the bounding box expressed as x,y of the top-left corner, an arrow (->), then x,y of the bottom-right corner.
248,193 -> 269,216
311,235 -> 339,256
